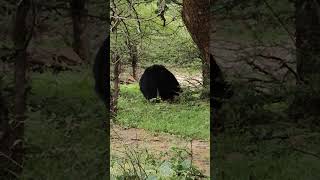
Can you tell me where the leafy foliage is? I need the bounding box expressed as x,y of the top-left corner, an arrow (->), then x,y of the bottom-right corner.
111,0 -> 200,68
111,147 -> 207,179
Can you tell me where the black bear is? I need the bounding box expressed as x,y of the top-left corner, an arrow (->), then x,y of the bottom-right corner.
139,65 -> 181,101
93,36 -> 109,105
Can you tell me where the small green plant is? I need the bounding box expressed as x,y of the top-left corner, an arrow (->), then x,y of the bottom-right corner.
111,146 -> 207,179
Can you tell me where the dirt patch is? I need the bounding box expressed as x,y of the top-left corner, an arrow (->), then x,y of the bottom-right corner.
175,74 -> 202,88
111,125 -> 210,176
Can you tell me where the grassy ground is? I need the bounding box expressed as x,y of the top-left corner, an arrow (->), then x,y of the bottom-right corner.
116,84 -> 210,140
22,69 -> 108,179
19,67 -> 209,179
109,64 -> 211,179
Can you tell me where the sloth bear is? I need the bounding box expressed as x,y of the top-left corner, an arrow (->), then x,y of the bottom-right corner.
93,36 -> 109,105
139,65 -> 181,101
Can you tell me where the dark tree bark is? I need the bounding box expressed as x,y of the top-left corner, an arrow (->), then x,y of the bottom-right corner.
296,0 -> 320,83
12,0 -> 30,175
291,0 -> 320,120
129,43 -> 138,80
71,0 -> 89,63
0,78 -> 10,177
0,0 -> 31,178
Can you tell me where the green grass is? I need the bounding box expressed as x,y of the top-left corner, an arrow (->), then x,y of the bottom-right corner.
20,68 -> 208,179
22,68 -> 108,179
116,84 -> 210,140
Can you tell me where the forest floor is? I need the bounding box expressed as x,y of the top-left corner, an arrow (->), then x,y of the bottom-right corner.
111,125 -> 210,176
112,67 -> 210,176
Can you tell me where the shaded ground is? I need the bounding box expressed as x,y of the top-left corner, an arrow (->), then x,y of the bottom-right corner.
111,125 -> 210,176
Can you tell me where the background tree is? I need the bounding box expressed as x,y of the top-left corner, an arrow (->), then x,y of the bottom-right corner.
290,0 -> 320,119
182,0 -> 211,88
0,0 -> 33,178
1,0 -> 109,179
296,0 -> 320,82
71,0 -> 89,63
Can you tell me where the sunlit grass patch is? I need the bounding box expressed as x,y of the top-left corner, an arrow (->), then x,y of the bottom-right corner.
117,84 -> 210,139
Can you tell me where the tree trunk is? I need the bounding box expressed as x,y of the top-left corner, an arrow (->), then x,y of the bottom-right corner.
291,0 -> 320,120
0,0 -> 31,178
182,0 -> 229,133
0,78 -> 10,178
111,54 -> 121,116
130,43 -> 138,80
182,0 -> 212,88
296,0 -> 320,82
182,0 -> 211,59
71,0 -> 89,63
